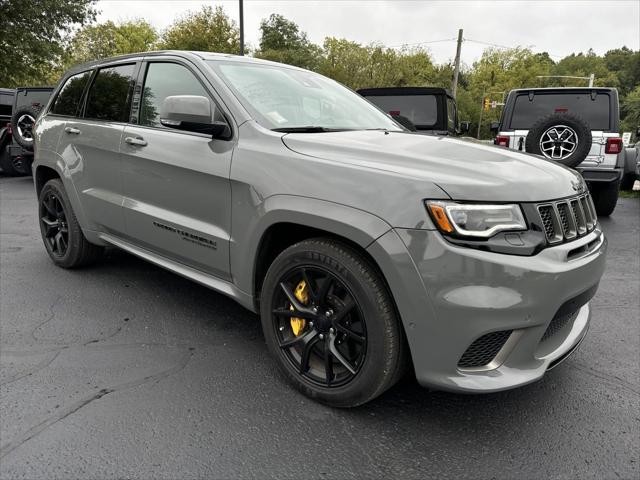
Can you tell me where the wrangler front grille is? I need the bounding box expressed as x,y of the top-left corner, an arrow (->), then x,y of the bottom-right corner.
537,193 -> 597,245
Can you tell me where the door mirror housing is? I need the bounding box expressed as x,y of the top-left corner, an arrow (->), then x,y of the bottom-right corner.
459,121 -> 471,133
490,121 -> 500,134
160,95 -> 230,139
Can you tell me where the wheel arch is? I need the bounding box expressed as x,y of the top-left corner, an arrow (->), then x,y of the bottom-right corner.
233,195 -> 392,309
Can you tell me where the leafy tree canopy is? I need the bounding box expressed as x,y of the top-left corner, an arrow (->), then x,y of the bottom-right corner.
158,5 -> 240,54
68,20 -> 158,65
0,0 -> 97,87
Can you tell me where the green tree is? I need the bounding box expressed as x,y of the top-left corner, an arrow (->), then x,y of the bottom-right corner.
0,0 -> 97,87
159,5 -> 240,54
68,20 -> 158,65
621,85 -> 640,132
255,14 -> 322,70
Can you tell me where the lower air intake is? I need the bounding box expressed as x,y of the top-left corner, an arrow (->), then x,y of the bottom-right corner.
458,330 -> 513,369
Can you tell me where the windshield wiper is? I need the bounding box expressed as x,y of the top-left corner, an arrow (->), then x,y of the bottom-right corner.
272,126 -> 349,133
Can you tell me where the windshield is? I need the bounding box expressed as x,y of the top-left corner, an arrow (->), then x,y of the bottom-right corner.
364,94 -> 438,128
510,92 -> 611,130
207,61 -> 402,132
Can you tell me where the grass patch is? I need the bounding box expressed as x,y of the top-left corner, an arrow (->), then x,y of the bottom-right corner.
619,189 -> 640,199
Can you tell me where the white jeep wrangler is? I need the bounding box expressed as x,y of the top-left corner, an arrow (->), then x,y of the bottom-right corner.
492,87 -> 624,215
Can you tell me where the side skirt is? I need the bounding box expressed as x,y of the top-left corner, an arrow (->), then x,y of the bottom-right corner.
98,232 -> 256,312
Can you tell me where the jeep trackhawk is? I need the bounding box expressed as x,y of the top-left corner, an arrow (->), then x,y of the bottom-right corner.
33,52 -> 607,407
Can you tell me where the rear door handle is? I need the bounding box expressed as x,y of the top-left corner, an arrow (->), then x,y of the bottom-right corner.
124,136 -> 147,147
64,127 -> 80,134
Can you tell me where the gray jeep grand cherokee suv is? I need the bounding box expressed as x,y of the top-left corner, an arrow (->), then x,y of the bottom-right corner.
33,51 -> 607,407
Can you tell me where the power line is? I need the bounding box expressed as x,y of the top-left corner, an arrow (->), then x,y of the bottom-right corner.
386,37 -> 457,49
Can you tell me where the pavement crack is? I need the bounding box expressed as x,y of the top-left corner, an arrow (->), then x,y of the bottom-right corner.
0,349 -> 193,459
30,295 -> 62,342
0,350 -> 62,387
565,362 -> 640,397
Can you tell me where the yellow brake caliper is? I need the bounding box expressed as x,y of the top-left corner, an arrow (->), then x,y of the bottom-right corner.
290,280 -> 308,336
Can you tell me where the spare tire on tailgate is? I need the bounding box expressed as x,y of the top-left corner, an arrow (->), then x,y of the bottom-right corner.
10,105 -> 41,151
525,112 -> 592,168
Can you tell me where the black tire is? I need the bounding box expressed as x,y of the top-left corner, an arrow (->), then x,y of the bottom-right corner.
525,113 -> 592,168
591,179 -> 620,217
38,179 -> 104,268
260,238 -> 407,407
0,146 -> 19,176
11,105 -> 40,150
620,172 -> 637,191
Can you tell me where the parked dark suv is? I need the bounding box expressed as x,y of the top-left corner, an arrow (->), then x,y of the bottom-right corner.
0,86 -> 53,175
358,87 -> 469,135
33,52 -> 606,406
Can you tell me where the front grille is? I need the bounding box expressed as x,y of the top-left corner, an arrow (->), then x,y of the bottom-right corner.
537,193 -> 597,245
541,310 -> 579,343
458,330 -> 513,369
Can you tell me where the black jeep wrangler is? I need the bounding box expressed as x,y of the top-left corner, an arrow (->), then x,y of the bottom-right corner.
1,86 -> 53,176
358,87 -> 470,136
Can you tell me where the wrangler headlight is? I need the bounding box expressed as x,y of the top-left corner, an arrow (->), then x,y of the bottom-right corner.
426,201 -> 527,238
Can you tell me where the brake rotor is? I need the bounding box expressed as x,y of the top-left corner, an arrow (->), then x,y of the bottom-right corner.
290,280 -> 308,336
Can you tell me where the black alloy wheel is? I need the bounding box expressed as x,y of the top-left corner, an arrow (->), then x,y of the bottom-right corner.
260,238 -> 407,407
272,266 -> 367,388
38,178 -> 103,268
40,192 -> 69,257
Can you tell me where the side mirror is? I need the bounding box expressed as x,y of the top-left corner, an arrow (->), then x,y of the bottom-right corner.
160,95 -> 230,139
460,121 -> 471,133
490,121 -> 500,134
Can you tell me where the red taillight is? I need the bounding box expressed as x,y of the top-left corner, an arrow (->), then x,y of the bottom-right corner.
605,137 -> 622,154
6,122 -> 12,136
495,135 -> 510,147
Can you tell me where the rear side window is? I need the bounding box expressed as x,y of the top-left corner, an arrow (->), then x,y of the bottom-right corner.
50,71 -> 92,116
85,64 -> 135,122
365,94 -> 438,128
510,93 -> 611,130
139,62 -> 211,128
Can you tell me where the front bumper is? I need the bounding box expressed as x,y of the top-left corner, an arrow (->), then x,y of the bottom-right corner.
367,226 -> 607,393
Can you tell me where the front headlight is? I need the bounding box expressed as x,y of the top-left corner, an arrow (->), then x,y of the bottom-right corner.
426,201 -> 527,238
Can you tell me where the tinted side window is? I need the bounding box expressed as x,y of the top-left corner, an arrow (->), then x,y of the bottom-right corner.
140,63 -> 211,128
510,93 -> 611,130
51,71 -> 92,116
85,64 -> 135,122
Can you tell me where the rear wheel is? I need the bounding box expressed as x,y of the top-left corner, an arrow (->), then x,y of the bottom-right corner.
590,179 -> 620,217
0,148 -> 19,176
620,172 -> 637,191
260,238 -> 406,407
38,179 -> 103,268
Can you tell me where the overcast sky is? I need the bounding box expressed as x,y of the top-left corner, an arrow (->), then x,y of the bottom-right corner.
97,0 -> 640,65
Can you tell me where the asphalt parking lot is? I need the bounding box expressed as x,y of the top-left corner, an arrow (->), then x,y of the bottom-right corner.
0,174 -> 638,479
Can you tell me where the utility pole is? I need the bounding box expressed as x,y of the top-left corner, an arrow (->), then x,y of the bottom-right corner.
451,29 -> 463,100
239,0 -> 245,56
477,88 -> 485,139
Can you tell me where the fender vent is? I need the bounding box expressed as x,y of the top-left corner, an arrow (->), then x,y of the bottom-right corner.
458,330 -> 513,369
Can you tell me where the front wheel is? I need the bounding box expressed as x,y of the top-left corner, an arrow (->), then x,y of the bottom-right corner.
260,239 -> 407,407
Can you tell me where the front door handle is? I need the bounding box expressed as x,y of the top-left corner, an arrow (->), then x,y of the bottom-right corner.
64,127 -> 80,134
125,136 -> 147,147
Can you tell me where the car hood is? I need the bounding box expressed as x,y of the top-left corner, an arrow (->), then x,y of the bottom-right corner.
281,130 -> 582,202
